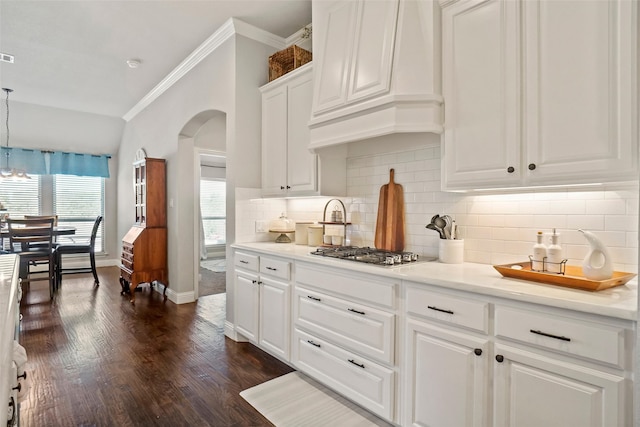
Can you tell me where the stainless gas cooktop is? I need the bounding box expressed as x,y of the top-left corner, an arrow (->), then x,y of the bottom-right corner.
310,246 -> 433,266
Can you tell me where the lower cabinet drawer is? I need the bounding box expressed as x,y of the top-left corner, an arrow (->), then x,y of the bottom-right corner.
235,252 -> 259,272
495,306 -> 627,368
406,284 -> 489,334
294,287 -> 395,365
260,256 -> 290,281
293,328 -> 394,421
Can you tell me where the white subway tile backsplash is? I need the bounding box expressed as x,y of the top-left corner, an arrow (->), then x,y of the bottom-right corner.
586,199 -> 627,215
605,215 -> 638,232
238,146 -> 638,273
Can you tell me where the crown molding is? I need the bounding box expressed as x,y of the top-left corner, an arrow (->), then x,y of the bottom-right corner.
123,17 -> 286,122
285,23 -> 312,47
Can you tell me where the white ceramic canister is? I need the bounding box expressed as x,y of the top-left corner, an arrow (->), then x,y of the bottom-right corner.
439,239 -> 464,264
295,222 -> 313,245
307,225 -> 323,246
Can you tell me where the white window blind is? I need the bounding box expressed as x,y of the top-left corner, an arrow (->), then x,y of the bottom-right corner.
200,179 -> 226,246
53,175 -> 104,251
0,176 -> 41,216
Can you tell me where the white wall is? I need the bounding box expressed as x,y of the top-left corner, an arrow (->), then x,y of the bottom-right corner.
1,100 -> 124,155
117,30 -> 283,321
117,38 -> 236,303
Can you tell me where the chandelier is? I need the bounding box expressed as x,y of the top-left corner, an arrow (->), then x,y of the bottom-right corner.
1,87 -> 29,180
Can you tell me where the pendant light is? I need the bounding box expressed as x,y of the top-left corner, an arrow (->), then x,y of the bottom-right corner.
1,87 -> 29,180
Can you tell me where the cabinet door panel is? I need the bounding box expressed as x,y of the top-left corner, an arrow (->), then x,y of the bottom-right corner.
312,0 -> 357,113
287,74 -> 317,193
261,87 -> 288,195
442,0 -> 520,189
494,344 -> 626,427
524,0 -> 637,182
347,0 -> 398,103
406,319 -> 488,427
234,270 -> 259,341
259,277 -> 290,360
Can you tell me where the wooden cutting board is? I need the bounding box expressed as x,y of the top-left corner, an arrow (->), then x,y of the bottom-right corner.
374,169 -> 405,252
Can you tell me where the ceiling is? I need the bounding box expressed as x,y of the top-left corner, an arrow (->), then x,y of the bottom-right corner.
0,0 -> 312,120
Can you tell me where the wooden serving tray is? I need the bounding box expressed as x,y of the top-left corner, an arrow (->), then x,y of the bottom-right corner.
493,262 -> 636,291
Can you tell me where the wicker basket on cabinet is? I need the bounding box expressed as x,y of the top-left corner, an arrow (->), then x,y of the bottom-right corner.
268,45 -> 312,82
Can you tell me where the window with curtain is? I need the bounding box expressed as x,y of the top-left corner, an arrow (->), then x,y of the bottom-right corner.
53,175 -> 104,251
200,179 -> 226,246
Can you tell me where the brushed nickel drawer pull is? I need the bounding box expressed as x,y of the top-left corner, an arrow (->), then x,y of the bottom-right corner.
307,295 -> 321,302
530,329 -> 571,342
428,305 -> 454,315
307,340 -> 320,348
348,308 -> 365,315
348,359 -> 365,369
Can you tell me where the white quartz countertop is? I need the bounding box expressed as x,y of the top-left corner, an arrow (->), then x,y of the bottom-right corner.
232,242 -> 638,321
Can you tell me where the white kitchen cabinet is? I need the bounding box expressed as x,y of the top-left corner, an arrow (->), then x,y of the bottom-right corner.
311,0 -> 397,114
493,304 -> 631,426
442,0 -> 638,190
233,251 -> 291,361
404,284 -> 489,427
0,255 -> 21,427
493,344 -> 626,427
293,262 -> 398,422
403,281 -> 632,426
309,0 -> 443,149
261,64 -> 316,197
406,319 -> 489,427
261,63 -> 345,197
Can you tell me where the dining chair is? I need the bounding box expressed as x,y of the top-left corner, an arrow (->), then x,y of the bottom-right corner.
7,217 -> 56,298
56,215 -> 102,286
24,215 -> 59,226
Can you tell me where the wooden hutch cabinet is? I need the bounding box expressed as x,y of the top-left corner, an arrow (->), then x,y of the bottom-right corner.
119,157 -> 168,302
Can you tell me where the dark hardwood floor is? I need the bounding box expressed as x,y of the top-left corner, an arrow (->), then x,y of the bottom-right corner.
18,266 -> 293,426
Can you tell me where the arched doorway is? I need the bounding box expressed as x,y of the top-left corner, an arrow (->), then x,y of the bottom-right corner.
178,110 -> 227,301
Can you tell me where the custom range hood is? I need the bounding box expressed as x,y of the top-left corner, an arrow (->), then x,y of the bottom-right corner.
308,0 -> 443,151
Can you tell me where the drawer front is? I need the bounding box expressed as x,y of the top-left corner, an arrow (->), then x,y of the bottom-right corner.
495,306 -> 627,367
296,263 -> 396,309
260,256 -> 290,281
121,251 -> 133,262
293,328 -> 394,421
234,252 -> 259,272
121,258 -> 133,270
406,285 -> 489,334
122,242 -> 133,253
295,287 -> 394,364
120,267 -> 132,283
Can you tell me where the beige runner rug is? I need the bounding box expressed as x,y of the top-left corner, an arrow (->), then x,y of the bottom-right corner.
240,371 -> 392,427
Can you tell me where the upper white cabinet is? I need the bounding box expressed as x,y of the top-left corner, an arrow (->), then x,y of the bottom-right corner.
308,0 -> 444,150
442,0 -> 639,190
261,63 -> 346,197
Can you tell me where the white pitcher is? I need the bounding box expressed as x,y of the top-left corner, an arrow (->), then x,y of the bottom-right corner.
579,229 -> 613,280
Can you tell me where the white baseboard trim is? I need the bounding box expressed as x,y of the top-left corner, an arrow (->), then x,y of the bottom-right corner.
153,283 -> 195,305
50,257 -> 120,270
224,321 -> 238,340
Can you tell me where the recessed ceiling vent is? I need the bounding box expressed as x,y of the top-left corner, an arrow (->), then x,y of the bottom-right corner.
0,53 -> 14,64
